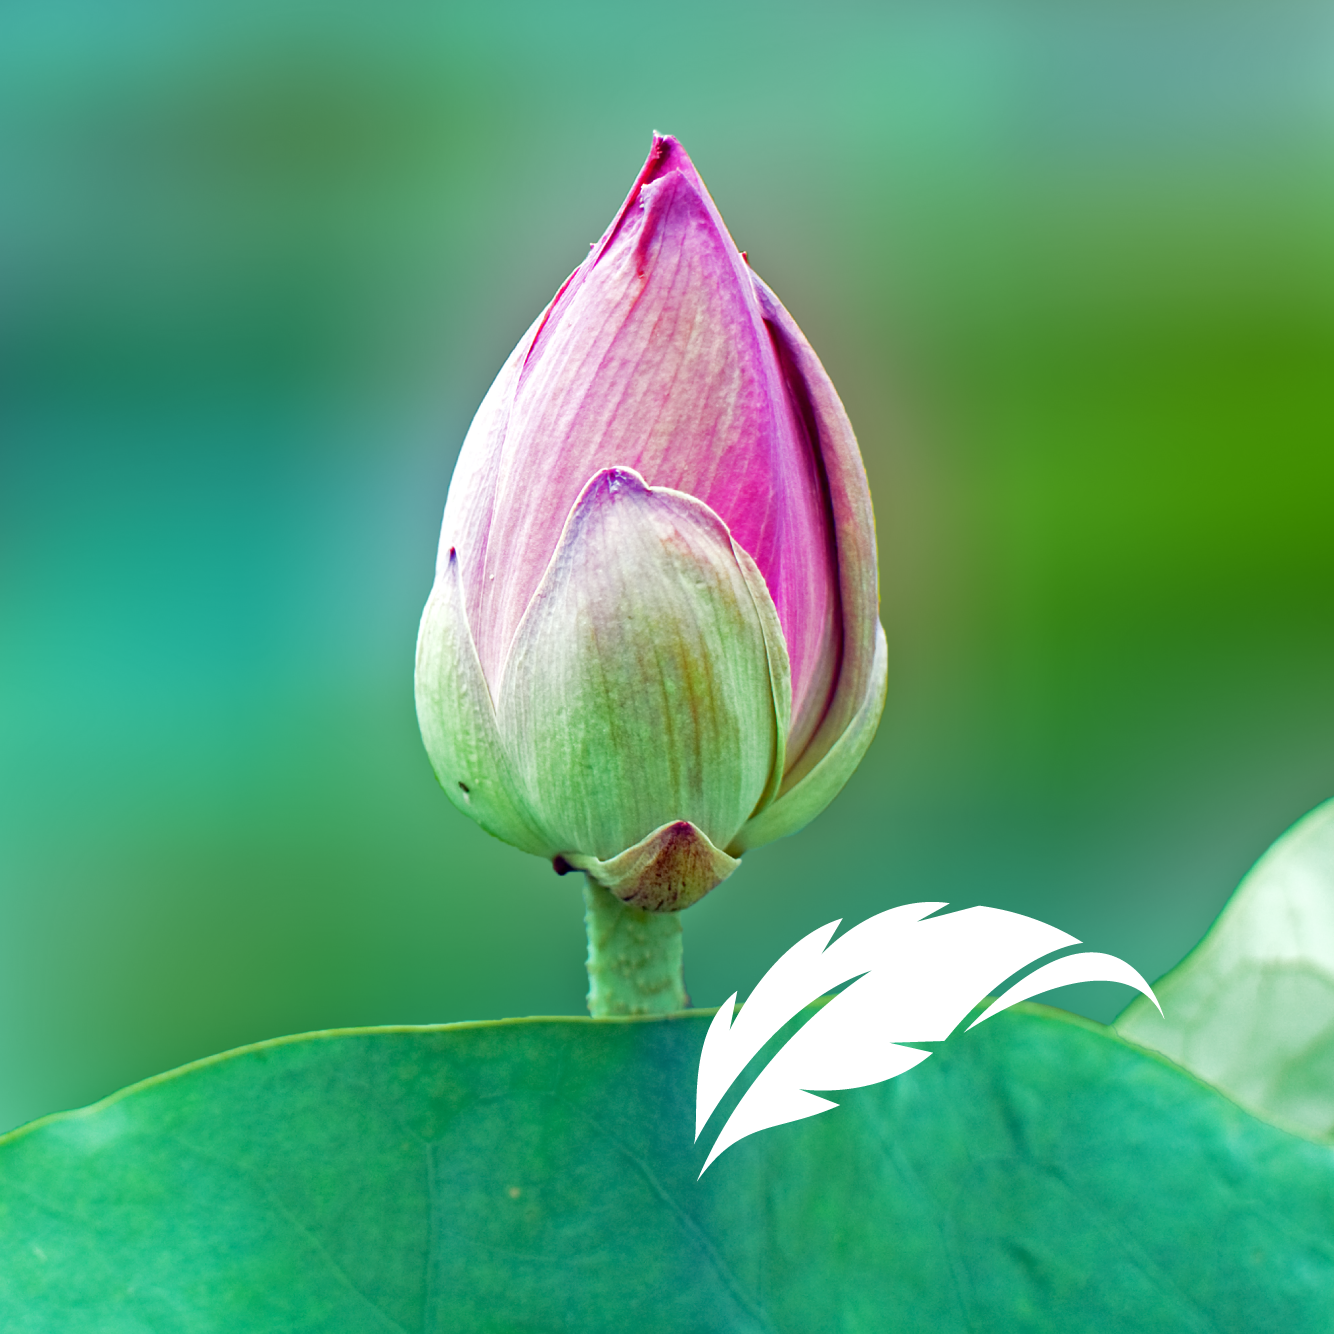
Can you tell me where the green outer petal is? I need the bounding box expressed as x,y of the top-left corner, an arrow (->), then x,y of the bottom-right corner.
730,619 -> 887,854
730,538 -> 791,819
498,468 -> 782,861
1116,795 -> 1334,1141
414,548 -> 552,857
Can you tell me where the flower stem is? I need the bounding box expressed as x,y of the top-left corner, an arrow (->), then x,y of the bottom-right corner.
583,879 -> 688,1016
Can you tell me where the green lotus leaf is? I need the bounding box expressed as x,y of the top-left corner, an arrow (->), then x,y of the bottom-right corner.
1,1004 -> 1331,1330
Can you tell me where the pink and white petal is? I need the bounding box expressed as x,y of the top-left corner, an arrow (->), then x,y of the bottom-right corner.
460,139 -> 838,738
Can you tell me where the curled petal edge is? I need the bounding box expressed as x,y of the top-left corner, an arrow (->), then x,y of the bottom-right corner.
414,549 -> 552,857
731,537 -> 792,819
563,820 -> 741,914
750,272 -> 881,795
729,620 -> 888,855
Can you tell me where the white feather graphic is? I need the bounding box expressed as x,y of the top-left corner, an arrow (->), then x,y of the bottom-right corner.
696,904 -> 1160,1175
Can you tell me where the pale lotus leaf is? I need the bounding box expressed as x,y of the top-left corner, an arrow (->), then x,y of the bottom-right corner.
1117,796 -> 1334,1140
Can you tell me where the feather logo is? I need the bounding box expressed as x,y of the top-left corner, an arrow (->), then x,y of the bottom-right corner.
695,904 -> 1160,1175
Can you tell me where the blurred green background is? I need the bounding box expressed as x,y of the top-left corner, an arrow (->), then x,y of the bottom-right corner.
2,1 -> 1332,1134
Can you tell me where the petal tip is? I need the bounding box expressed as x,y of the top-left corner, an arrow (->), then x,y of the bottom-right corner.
645,132 -> 694,181
571,465 -> 651,516
603,465 -> 649,495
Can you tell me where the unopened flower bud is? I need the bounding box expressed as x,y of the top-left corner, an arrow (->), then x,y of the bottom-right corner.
416,135 -> 886,912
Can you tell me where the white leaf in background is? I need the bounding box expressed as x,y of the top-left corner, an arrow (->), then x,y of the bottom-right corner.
697,904 -> 1159,1175
1116,796 -> 1334,1140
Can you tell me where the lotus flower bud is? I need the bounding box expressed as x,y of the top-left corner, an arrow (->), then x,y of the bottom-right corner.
416,135 -> 886,914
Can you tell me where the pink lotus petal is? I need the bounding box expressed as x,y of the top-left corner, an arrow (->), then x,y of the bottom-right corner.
441,136 -> 840,751
749,271 -> 880,787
